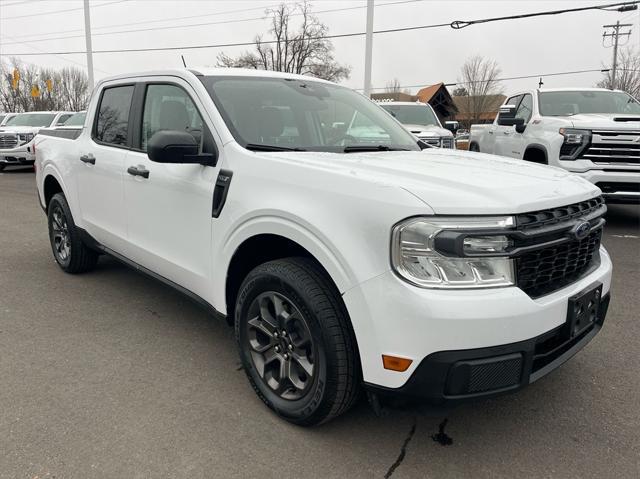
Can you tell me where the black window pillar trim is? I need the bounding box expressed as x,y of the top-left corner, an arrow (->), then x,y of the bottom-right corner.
129,83 -> 146,151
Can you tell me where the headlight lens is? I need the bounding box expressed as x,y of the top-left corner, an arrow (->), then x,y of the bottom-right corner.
18,133 -> 34,144
391,217 -> 516,289
559,128 -> 590,160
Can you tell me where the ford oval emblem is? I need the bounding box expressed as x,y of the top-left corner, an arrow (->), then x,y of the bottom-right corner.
573,221 -> 591,240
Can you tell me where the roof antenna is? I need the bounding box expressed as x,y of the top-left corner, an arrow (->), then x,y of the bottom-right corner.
181,55 -> 187,68
538,77 -> 544,88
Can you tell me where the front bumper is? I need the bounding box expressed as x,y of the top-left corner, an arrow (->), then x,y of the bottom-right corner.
367,292 -> 609,403
0,144 -> 35,166
562,167 -> 640,204
342,247 -> 612,395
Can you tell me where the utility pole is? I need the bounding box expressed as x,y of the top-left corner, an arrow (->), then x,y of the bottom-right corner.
602,20 -> 632,90
83,0 -> 95,87
363,0 -> 374,98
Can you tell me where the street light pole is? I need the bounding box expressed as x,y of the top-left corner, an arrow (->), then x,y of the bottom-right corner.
363,0 -> 374,98
83,0 -> 95,87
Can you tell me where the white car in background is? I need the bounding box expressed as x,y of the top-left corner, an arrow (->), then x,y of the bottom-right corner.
0,111 -> 74,170
0,113 -> 17,126
378,101 -> 455,148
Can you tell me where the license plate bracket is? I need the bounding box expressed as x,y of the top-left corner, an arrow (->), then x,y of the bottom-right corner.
566,283 -> 602,338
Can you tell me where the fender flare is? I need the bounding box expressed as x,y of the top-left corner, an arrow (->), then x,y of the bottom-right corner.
212,214 -> 358,315
523,143 -> 549,164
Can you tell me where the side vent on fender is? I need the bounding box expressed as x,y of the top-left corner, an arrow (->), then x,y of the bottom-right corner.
212,169 -> 233,218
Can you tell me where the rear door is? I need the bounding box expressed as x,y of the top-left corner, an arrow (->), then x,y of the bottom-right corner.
121,78 -> 219,297
76,84 -> 134,250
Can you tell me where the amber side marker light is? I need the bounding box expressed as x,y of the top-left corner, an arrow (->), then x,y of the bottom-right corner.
382,355 -> 413,372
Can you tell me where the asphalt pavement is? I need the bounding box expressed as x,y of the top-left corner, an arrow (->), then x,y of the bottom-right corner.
1,167 -> 639,479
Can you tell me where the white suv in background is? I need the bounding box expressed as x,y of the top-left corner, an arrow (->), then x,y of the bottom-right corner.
0,111 -> 74,170
378,101 -> 455,148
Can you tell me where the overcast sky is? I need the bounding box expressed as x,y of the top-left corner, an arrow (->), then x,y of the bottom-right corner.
0,0 -> 639,94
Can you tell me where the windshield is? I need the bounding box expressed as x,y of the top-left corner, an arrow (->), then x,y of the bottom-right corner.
5,113 -> 56,127
199,76 -> 420,152
62,112 -> 86,126
539,90 -> 640,116
380,104 -> 441,127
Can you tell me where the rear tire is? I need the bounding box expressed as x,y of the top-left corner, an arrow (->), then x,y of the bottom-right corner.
47,193 -> 99,273
235,257 -> 360,426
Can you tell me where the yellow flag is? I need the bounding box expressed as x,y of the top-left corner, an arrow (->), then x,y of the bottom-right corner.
11,68 -> 20,90
31,85 -> 40,98
46,79 -> 53,92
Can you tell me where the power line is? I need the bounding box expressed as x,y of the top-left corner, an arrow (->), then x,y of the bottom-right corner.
0,33 -> 112,75
0,0 -> 129,20
1,0 -> 638,56
0,0 -> 424,46
361,68 -> 613,91
0,0 -> 40,6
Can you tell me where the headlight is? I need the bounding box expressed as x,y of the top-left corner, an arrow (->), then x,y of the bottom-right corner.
391,216 -> 516,289
559,128 -> 590,160
18,133 -> 34,144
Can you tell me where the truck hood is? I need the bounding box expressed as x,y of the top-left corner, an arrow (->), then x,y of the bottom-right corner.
555,113 -> 640,130
403,124 -> 453,138
0,126 -> 43,134
263,149 -> 599,214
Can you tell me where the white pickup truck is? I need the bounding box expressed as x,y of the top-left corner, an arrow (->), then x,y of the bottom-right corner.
35,69 -> 611,425
0,111 -> 74,170
469,88 -> 640,203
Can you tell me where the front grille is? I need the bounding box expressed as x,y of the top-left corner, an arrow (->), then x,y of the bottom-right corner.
441,138 -> 454,149
515,196 -> 604,230
579,130 -> 640,164
517,229 -> 601,298
513,196 -> 605,298
0,134 -> 18,149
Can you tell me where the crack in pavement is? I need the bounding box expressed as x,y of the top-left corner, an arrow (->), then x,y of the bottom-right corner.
431,418 -> 453,446
384,417 -> 417,478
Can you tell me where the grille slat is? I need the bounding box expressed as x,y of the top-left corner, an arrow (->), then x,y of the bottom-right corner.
514,196 -> 604,298
0,134 -> 18,149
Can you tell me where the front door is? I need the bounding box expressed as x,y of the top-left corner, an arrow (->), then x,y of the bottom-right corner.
494,94 -> 522,158
122,80 -> 219,298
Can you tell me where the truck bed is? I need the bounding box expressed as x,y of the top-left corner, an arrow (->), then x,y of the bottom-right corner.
38,128 -> 82,141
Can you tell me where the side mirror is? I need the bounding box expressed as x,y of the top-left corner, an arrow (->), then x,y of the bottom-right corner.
497,104 -> 525,129
147,130 -> 214,165
444,121 -> 459,134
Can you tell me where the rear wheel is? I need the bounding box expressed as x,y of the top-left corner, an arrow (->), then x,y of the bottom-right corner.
235,257 -> 360,426
47,193 -> 99,273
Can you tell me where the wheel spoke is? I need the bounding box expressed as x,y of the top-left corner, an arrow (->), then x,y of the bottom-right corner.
291,351 -> 314,377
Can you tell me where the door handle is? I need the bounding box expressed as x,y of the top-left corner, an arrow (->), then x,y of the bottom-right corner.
127,165 -> 150,179
80,154 -> 95,164
503,131 -> 512,135
488,130 -> 494,135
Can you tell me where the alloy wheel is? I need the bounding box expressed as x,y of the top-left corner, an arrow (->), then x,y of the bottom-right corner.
51,205 -> 71,262
245,291 -> 316,400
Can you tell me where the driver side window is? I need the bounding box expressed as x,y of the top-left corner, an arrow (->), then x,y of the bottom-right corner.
515,94 -> 533,123
141,84 -> 204,152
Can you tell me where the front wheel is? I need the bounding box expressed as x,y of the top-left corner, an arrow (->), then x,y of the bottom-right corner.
235,258 -> 360,426
47,193 -> 99,273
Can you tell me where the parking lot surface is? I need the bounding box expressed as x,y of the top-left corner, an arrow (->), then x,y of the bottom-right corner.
1,168 -> 639,479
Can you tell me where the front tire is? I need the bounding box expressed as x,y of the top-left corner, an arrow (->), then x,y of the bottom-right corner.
235,258 -> 360,426
47,193 -> 99,273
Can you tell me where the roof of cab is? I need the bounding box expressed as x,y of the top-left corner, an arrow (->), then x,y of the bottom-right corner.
96,67 -> 335,87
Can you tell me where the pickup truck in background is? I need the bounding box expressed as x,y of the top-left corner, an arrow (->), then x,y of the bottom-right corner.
469,88 -> 640,203
0,111 -> 74,170
377,100 -> 455,148
35,69 -> 611,425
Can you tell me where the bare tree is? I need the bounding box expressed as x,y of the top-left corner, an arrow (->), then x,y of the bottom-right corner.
452,86 -> 468,97
385,78 -> 402,93
456,56 -> 504,128
597,47 -> 640,98
217,1 -> 350,82
0,58 -> 89,113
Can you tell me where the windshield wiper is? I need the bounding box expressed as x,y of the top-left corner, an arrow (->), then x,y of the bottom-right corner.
343,145 -> 411,153
245,143 -> 307,152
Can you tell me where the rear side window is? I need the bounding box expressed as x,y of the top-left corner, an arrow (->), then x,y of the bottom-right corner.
94,85 -> 134,146
141,84 -> 204,152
